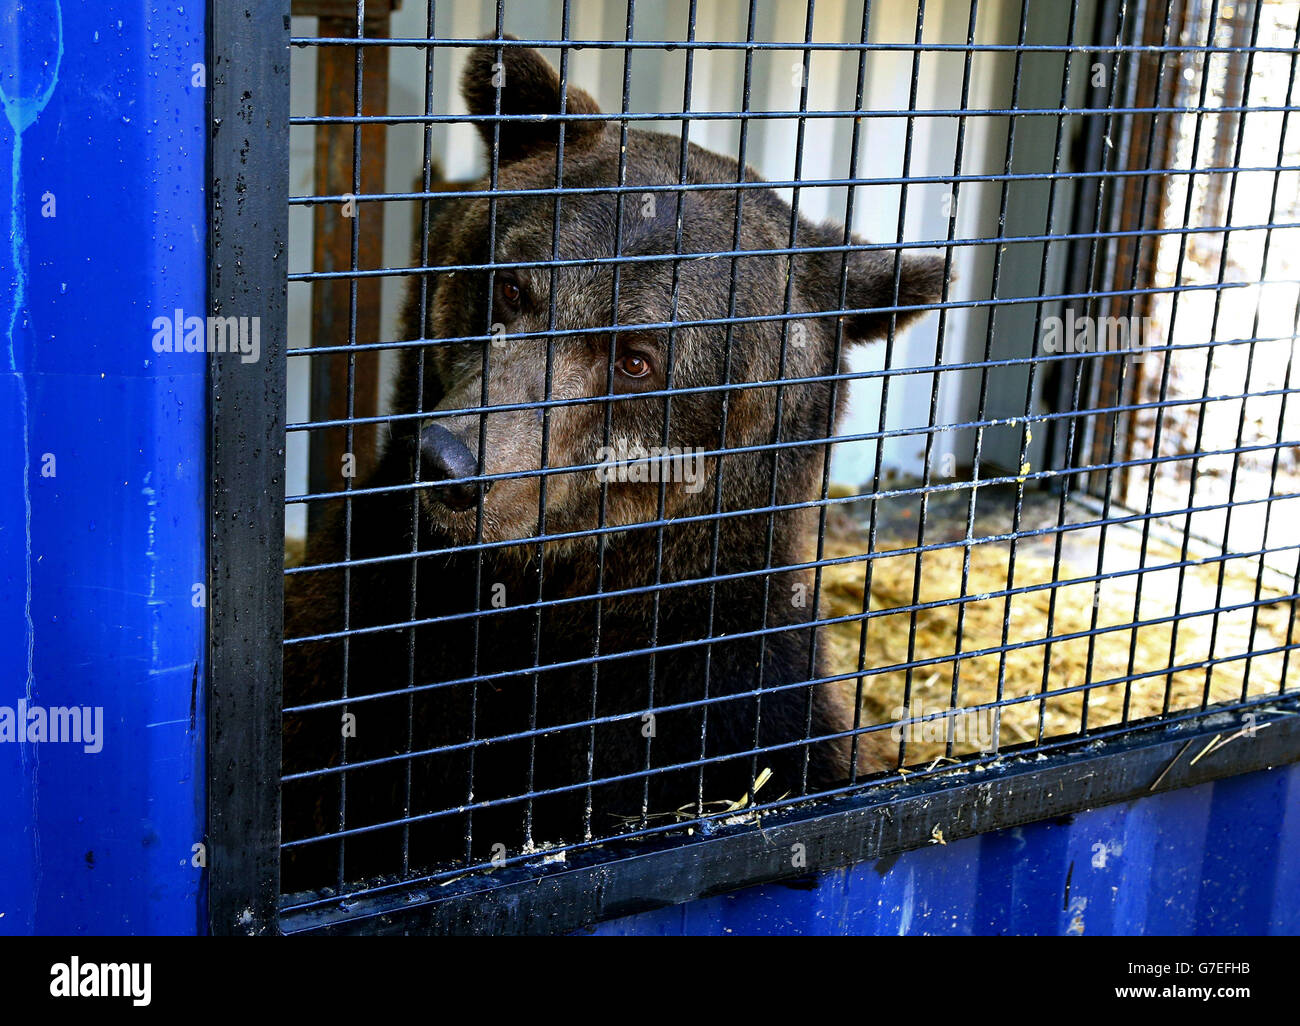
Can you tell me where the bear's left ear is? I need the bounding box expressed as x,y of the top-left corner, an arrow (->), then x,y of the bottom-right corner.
836,249 -> 949,342
461,37 -> 605,164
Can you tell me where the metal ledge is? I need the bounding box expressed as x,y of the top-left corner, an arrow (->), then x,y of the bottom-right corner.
280,699 -> 1300,935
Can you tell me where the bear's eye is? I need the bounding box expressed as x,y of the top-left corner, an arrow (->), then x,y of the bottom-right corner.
497,276 -> 522,308
616,353 -> 652,379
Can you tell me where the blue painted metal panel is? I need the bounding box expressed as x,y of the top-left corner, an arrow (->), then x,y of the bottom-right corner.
589,762 -> 1300,935
0,0 -> 206,934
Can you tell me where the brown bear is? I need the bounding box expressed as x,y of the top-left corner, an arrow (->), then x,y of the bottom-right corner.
281,41 -> 945,894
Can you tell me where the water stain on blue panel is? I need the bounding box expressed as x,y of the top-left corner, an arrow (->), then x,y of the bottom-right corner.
0,0 -> 64,938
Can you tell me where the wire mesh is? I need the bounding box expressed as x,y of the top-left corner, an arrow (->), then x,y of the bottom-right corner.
278,0 -> 1300,911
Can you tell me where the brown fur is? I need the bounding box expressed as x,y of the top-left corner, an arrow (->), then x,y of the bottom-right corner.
282,40 -> 946,893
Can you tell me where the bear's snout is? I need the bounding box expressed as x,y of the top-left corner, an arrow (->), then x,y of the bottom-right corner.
419,422 -> 488,511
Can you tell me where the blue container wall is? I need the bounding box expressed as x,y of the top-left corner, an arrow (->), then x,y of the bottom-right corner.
591,761 -> 1300,935
0,1 -> 207,933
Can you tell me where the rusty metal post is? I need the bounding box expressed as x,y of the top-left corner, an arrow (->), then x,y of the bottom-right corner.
296,1 -> 400,535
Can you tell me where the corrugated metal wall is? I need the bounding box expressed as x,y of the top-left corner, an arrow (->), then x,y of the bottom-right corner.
0,0 -> 208,934
588,760 -> 1300,935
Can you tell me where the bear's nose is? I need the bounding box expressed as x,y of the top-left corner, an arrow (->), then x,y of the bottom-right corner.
419,423 -> 489,512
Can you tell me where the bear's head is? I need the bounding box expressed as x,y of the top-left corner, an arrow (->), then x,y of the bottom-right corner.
398,41 -> 946,554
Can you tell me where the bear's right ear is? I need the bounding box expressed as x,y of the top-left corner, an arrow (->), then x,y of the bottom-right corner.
461,37 -> 605,165
838,248 -> 949,342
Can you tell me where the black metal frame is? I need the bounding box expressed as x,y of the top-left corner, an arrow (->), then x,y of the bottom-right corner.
207,0 -> 1300,935
206,0 -> 290,935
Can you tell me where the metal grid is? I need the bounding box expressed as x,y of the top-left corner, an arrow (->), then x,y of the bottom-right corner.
274,0 -> 1300,918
